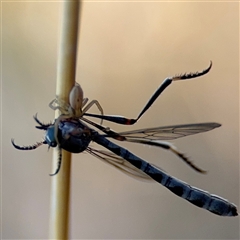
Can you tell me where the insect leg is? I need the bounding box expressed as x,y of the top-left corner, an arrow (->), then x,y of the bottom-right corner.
82,98 -> 88,108
49,146 -> 62,176
125,138 -> 206,173
33,114 -> 52,130
82,117 -> 126,141
11,139 -> 46,150
83,77 -> 173,125
84,62 -> 212,125
49,98 -> 72,115
82,100 -> 104,124
135,62 -> 212,121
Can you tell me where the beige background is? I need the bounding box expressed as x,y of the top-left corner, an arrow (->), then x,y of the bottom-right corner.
2,1 -> 239,239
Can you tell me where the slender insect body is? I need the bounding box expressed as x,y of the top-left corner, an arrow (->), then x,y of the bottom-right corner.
92,129 -> 237,217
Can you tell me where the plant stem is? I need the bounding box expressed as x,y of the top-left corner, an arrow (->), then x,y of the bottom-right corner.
49,1 -> 80,239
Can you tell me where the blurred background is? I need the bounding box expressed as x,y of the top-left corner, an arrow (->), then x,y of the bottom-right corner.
2,1 -> 239,239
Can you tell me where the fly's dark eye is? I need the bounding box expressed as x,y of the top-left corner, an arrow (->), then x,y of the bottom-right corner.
50,142 -> 57,147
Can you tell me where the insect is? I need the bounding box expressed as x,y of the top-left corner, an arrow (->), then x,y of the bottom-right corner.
11,62 -> 238,216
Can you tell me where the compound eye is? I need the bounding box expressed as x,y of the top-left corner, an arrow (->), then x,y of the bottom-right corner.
50,141 -> 57,147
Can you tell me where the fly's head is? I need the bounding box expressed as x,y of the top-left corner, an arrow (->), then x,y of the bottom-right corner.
11,114 -> 66,176
44,125 -> 58,148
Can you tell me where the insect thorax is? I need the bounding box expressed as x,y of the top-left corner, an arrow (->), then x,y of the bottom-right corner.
57,119 -> 92,153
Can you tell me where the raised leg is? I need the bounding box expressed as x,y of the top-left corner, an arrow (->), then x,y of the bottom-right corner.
84,62 -> 212,125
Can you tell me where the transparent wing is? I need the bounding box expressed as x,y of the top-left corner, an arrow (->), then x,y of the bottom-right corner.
86,147 -> 153,181
116,122 -> 221,141
82,119 -> 218,173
